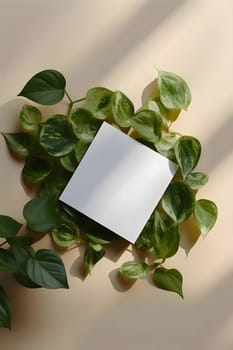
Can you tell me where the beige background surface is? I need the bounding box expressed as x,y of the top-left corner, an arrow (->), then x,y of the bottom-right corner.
0,0 -> 233,349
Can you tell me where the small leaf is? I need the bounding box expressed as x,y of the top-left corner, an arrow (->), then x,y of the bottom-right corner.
135,219 -> 154,253
27,249 -> 69,289
39,174 -> 70,197
129,110 -> 162,142
52,222 -> 80,248
158,71 -> 191,110
74,141 -> 90,162
161,181 -> 195,223
0,286 -> 11,329
60,151 -> 78,173
84,243 -> 105,274
1,132 -> 31,156
39,115 -> 75,156
120,261 -> 149,279
112,91 -> 134,127
22,156 -> 51,183
19,104 -> 42,132
155,131 -> 179,160
0,248 -> 17,273
143,97 -> 170,125
0,215 -> 22,238
18,69 -> 66,105
153,267 -> 183,298
175,136 -> 201,178
70,108 -> 101,143
86,233 -> 110,245
194,199 -> 218,236
85,87 -> 113,120
23,195 -> 58,232
185,172 -> 209,190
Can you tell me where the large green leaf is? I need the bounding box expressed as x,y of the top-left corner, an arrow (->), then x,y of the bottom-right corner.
39,115 -> 75,156
18,70 -> 66,105
161,181 -> 195,223
85,87 -> 113,120
152,267 -> 183,298
22,156 -> 51,183
120,261 -> 149,279
158,71 -> 191,110
185,172 -> 208,190
112,91 -> 134,127
27,249 -> 69,289
70,108 -> 101,143
84,243 -> 105,274
0,215 -> 22,238
19,104 -> 42,132
129,110 -> 162,142
194,199 -> 218,236
23,195 -> 58,232
1,132 -> 31,156
0,248 -> 17,273
175,136 -> 201,178
0,287 -> 11,329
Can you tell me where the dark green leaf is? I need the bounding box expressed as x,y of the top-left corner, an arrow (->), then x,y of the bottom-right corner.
70,108 -> 101,143
19,104 -> 42,132
0,248 -> 17,273
12,240 -> 35,274
112,91 -> 134,127
155,131 -> 179,160
158,71 -> 191,110
135,219 -> 154,253
1,132 -> 31,156
52,221 -> 80,248
0,286 -> 11,329
152,267 -> 183,298
86,233 -> 110,245
85,87 -> 113,120
39,115 -> 75,156
175,136 -> 201,178
60,151 -> 78,173
84,243 -> 105,274
22,156 -> 51,183
129,110 -> 162,142
0,215 -> 22,238
161,181 -> 195,223
74,141 -> 90,162
185,172 -> 209,190
27,249 -> 69,289
39,173 -> 70,197
120,261 -> 149,279
23,195 -> 58,232
14,273 -> 41,289
18,70 -> 66,105
194,199 -> 218,236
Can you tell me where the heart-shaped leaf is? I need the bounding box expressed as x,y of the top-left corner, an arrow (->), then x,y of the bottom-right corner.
175,136 -> 201,178
112,91 -> 134,127
0,287 -> 11,329
194,199 -> 218,236
0,248 -> 17,273
185,172 -> 208,190
52,221 -> 80,248
158,71 -> 191,110
1,132 -> 31,156
18,70 -> 66,105
152,267 -> 183,298
70,108 -> 101,143
27,249 -> 69,289
86,87 -> 113,120
120,261 -> 149,279
22,156 -> 51,183
84,243 -> 105,274
129,110 -> 162,142
161,181 -> 195,223
19,104 -> 42,132
0,215 -> 22,238
39,115 -> 75,156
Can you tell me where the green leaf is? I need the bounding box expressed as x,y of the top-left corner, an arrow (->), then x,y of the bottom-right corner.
0,215 -> 22,238
0,286 -> 11,329
152,267 -> 183,298
23,195 -> 58,232
19,104 -> 42,132
52,221 -> 80,248
22,156 -> 51,183
85,87 -> 113,120
185,172 -> 209,190
70,108 -> 101,143
194,199 -> 218,236
60,151 -> 78,173
135,219 -> 154,253
120,261 -> 149,279
39,115 -> 75,156
1,132 -> 31,156
74,141 -> 90,162
27,249 -> 69,289
18,69 -> 66,105
39,174 -> 70,197
0,248 -> 17,273
112,91 -> 134,127
158,71 -> 191,110
175,136 -> 201,178
153,211 -> 179,259
143,97 -> 170,125
161,181 -> 195,223
129,110 -> 162,142
15,273 -> 42,289
155,131 -> 179,160
84,243 -> 105,274
86,233 -> 110,245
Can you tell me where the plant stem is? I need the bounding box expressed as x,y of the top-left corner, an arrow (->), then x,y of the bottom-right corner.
65,90 -> 73,104
72,97 -> 86,104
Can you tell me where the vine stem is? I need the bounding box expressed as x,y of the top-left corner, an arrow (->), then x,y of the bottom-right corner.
65,90 -> 86,117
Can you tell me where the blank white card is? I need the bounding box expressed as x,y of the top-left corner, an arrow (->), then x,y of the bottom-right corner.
60,122 -> 177,243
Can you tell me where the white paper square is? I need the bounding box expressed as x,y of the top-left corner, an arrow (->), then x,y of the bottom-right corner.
60,122 -> 177,243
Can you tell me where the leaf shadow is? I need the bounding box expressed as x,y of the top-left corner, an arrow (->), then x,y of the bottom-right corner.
69,245 -> 87,281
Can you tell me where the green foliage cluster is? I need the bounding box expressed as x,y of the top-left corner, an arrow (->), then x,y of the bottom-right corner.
0,69 -> 217,328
